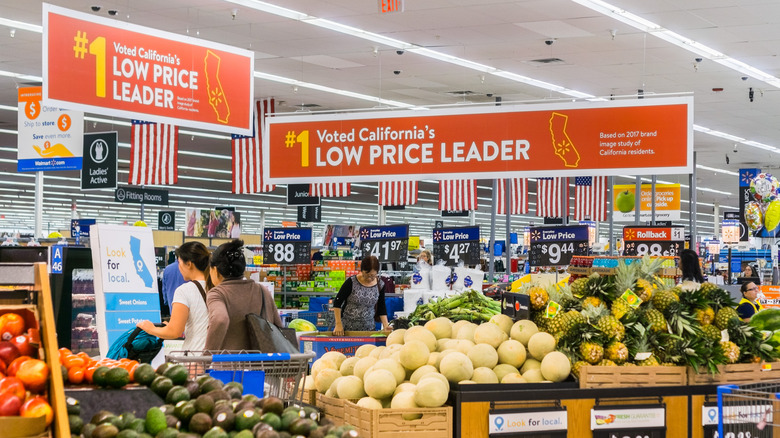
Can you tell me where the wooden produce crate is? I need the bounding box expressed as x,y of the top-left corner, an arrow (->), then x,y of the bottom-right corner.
578,365 -> 687,388
298,388 -> 317,406
0,263 -> 69,438
316,393 -> 348,425
343,401 -> 453,438
687,362 -> 780,385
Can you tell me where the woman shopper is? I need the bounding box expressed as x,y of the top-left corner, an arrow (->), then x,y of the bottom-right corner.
204,239 -> 282,350
736,281 -> 764,322
137,242 -> 210,351
679,248 -> 705,283
333,255 -> 391,335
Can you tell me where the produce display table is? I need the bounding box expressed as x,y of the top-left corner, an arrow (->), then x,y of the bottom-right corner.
449,382 -> 720,438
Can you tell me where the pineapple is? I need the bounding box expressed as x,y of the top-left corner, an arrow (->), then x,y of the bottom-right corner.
597,359 -> 617,366
528,286 -> 549,310
570,277 -> 589,298
720,341 -> 741,364
651,288 -> 680,314
579,341 -> 604,365
582,296 -> 603,309
613,259 -> 638,299
715,307 -> 740,330
637,355 -> 661,366
695,307 -> 715,326
562,310 -> 586,335
642,308 -> 668,333
571,360 -> 589,378
698,281 -> 719,298
597,315 -> 625,341
611,297 -> 634,320
635,278 -> 655,302
531,311 -> 549,331
702,324 -> 722,343
605,341 -> 629,364
632,332 -> 660,366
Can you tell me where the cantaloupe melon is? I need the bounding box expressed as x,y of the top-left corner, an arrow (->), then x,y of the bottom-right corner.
425,317 -> 453,339
363,369 -> 397,399
510,320 -> 538,345
540,351 -> 571,382
413,376 -> 449,407
467,343 -> 499,369
399,340 -> 430,370
473,322 -> 508,349
497,339 -> 527,368
439,351 -> 474,383
527,332 -> 556,361
404,326 -> 437,352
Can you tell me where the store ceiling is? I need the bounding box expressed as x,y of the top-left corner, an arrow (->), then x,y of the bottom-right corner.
0,0 -> 778,243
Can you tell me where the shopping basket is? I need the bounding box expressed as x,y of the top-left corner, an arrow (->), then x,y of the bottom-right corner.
166,350 -> 315,401
717,380 -> 780,437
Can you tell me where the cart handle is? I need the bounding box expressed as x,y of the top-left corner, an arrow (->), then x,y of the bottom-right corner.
211,353 -> 291,362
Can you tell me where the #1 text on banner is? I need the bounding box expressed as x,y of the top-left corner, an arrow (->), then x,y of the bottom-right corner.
263,97 -> 693,183
43,4 -> 254,135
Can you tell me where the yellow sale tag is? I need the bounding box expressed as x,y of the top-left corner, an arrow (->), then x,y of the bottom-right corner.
545,301 -> 561,319
620,288 -> 642,308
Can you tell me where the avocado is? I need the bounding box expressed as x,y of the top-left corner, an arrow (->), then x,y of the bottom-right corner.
154,428 -> 179,438
252,422 -> 274,435
106,367 -> 131,389
202,426 -> 229,438
263,398 -> 284,416
126,419 -> 147,434
194,394 -> 216,414
92,423 -> 120,438
212,409 -> 235,431
233,400 -> 255,414
117,412 -> 136,430
207,389 -> 231,402
156,362 -> 171,375
173,401 -> 197,424
288,418 -> 317,436
66,396 -> 81,416
224,382 -> 243,395
165,414 -> 180,429
68,414 -> 84,435
233,431 -> 253,438
163,364 -> 189,385
259,412 -> 281,431
280,411 -> 302,432
116,430 -> 139,438
91,410 -> 116,425
255,430 -> 281,438
166,386 -> 192,405
234,408 -> 261,431
82,423 -> 97,438
241,394 -> 260,405
133,364 -> 157,386
277,432 -> 292,438
188,412 -> 213,435
200,378 -> 224,394
145,407 -> 167,436
93,366 -> 111,387
151,376 -> 175,398
185,381 -> 200,398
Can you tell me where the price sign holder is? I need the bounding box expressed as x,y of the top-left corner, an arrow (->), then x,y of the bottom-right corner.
432,226 -> 480,266
622,225 -> 685,257
359,224 -> 409,262
591,403 -> 666,438
488,406 -> 567,437
263,227 -> 312,265
528,225 -> 589,267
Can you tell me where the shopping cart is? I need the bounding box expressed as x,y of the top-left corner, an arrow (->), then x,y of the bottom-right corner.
166,350 -> 315,401
717,380 -> 780,437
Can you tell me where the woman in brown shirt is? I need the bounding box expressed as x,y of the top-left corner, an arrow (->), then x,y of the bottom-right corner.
204,239 -> 282,351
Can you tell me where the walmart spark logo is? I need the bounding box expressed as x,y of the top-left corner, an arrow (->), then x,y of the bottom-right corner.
284,129 -> 310,167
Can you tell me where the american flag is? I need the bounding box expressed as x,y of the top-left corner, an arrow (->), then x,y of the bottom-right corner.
232,98 -> 276,194
378,181 -> 418,206
574,176 -> 608,221
497,179 -> 528,215
439,180 -> 477,211
310,183 -> 351,197
536,177 -> 569,218
129,120 -> 178,186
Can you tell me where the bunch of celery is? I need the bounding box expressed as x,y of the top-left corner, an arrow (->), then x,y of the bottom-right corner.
408,288 -> 501,324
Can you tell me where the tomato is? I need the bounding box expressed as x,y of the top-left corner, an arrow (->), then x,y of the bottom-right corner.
10,335 -> 34,358
62,355 -> 86,370
16,359 -> 48,393
76,352 -> 91,363
0,376 -> 26,399
0,392 -> 21,416
0,314 -> 25,341
84,365 -> 98,384
20,396 -> 53,426
67,367 -> 84,385
5,356 -> 30,377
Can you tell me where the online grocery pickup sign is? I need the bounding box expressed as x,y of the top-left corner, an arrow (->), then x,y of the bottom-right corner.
43,3 -> 254,135
264,96 -> 692,183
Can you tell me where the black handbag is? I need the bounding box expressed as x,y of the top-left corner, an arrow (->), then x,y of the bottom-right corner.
245,286 -> 299,354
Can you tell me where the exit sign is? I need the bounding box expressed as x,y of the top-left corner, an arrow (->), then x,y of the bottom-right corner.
379,0 -> 404,13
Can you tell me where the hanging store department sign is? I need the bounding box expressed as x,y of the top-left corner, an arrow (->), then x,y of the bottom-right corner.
115,186 -> 169,205
43,4 -> 254,135
158,211 -> 176,231
612,183 -> 681,222
17,86 -> 84,172
263,96 -> 692,183
81,131 -> 117,190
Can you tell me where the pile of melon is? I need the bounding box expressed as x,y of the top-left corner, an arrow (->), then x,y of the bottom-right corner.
303,315 -> 571,414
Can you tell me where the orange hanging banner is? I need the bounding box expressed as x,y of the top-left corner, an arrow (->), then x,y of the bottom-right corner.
264,96 -> 693,183
43,4 -> 254,135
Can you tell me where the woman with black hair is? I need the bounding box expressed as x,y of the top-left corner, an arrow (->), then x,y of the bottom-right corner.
332,255 -> 391,335
679,248 -> 705,283
204,239 -> 282,350
137,241 -> 210,351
